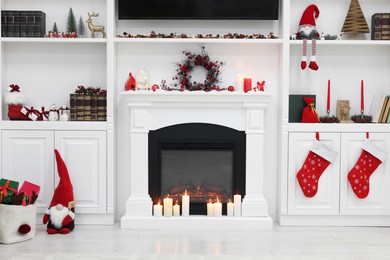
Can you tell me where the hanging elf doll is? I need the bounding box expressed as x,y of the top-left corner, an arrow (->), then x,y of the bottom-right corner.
296,4 -> 320,71
347,138 -> 387,199
296,133 -> 338,197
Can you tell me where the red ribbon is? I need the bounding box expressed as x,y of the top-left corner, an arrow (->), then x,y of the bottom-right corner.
40,107 -> 50,120
0,180 -> 17,198
9,84 -> 20,92
24,107 -> 40,120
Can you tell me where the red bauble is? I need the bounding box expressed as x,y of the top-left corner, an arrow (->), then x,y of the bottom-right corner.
228,86 -> 235,92
151,84 -> 159,92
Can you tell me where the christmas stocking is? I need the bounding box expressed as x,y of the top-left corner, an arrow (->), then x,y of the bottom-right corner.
296,140 -> 338,197
347,140 -> 387,199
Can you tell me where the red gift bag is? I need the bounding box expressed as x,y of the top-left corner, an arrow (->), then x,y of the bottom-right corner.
301,96 -> 320,123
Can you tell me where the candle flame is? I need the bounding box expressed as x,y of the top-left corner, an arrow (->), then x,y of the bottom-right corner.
175,200 -> 178,205
228,199 -> 231,203
217,197 -> 219,203
184,190 -> 187,195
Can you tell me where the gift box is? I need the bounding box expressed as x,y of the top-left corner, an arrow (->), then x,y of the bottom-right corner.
0,179 -> 19,204
0,204 -> 37,244
18,181 -> 40,205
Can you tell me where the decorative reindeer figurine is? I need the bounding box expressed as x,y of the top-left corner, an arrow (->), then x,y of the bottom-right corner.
86,12 -> 106,38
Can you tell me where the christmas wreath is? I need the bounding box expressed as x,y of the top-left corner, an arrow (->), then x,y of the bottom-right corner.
173,46 -> 224,91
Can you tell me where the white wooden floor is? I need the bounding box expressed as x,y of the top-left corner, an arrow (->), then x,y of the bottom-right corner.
1,224 -> 390,260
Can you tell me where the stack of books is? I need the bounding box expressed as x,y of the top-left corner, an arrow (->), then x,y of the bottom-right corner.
70,89 -> 107,121
370,95 -> 390,123
371,13 -> 390,40
1,10 -> 46,37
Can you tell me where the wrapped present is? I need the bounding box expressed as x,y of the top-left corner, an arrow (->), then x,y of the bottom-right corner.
20,106 -> 40,121
37,106 -> 50,121
0,179 -> 19,204
18,181 -> 40,206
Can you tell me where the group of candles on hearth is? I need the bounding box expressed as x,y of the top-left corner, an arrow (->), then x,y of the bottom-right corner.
153,190 -> 242,217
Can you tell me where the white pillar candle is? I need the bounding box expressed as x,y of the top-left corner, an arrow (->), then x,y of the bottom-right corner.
163,196 -> 173,217
182,190 -> 190,217
227,199 -> 234,217
173,201 -> 180,217
153,201 -> 163,217
207,200 -> 214,217
236,73 -> 245,92
214,198 -> 222,218
234,194 -> 242,217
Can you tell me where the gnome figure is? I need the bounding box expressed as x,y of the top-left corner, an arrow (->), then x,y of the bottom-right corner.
43,149 -> 75,234
296,4 -> 320,71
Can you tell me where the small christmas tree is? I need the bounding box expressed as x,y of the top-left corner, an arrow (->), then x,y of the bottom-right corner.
66,7 -> 77,33
342,0 -> 370,35
52,22 -> 58,34
77,16 -> 86,38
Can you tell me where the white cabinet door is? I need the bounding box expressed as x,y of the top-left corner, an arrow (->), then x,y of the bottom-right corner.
288,132 -> 340,215
340,133 -> 390,215
55,131 -> 107,214
1,130 -> 54,213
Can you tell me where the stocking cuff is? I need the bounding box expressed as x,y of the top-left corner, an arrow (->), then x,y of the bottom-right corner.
362,140 -> 387,162
310,140 -> 338,162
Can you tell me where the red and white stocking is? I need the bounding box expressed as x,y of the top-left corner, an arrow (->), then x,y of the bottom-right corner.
348,140 -> 387,199
301,39 -> 319,71
296,140 -> 338,197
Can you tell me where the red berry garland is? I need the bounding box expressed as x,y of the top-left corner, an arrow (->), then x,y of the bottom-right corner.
174,47 -> 224,91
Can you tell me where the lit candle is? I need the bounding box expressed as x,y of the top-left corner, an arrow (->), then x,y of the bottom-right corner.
361,79 -> 364,112
327,79 -> 330,112
236,74 -> 245,92
153,200 -> 162,217
207,199 -> 214,217
243,78 -> 252,93
213,197 -> 222,218
227,199 -> 234,217
182,190 -> 190,217
173,201 -> 180,217
163,195 -> 173,217
233,194 -> 242,217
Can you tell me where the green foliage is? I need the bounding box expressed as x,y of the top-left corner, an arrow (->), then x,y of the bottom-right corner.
66,8 -> 77,33
77,16 -> 86,37
52,22 -> 58,33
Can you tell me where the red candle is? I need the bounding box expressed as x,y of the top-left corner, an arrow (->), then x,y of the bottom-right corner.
327,79 -> 330,111
361,80 -> 364,112
243,78 -> 252,93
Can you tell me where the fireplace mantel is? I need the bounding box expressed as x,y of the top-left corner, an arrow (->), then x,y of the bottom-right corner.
120,91 -> 273,230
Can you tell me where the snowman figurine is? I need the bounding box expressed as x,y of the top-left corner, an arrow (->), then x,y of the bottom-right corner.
59,105 -> 70,121
48,105 -> 58,121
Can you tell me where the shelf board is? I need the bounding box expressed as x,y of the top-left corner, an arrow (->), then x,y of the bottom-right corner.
290,40 -> 390,46
1,38 -> 107,44
114,37 -> 283,45
0,121 -> 108,131
288,123 -> 390,133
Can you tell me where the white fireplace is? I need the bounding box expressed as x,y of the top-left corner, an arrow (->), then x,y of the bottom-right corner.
120,91 -> 273,229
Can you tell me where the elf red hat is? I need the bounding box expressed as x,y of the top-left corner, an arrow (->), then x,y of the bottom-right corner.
50,149 -> 74,208
299,4 -> 320,27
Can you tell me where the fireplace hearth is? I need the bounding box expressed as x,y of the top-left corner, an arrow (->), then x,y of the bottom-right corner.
149,123 -> 246,215
121,91 -> 273,230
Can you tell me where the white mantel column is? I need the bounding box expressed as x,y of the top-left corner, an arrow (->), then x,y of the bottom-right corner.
122,103 -> 153,221
242,103 -> 269,217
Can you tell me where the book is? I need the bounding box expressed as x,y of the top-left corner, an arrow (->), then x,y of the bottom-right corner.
97,94 -> 106,121
76,94 -> 85,121
370,95 -> 387,123
69,93 -> 77,121
32,11 -> 46,37
288,94 -> 316,123
371,13 -> 390,40
381,96 -> 390,123
379,97 -> 389,123
84,95 -> 92,121
1,11 -> 8,37
382,13 -> 390,40
91,95 -> 98,121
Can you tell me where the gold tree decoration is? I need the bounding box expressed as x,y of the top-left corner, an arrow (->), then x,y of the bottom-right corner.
342,0 -> 370,35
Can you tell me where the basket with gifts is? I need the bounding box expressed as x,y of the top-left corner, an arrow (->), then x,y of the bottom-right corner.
0,179 -> 40,244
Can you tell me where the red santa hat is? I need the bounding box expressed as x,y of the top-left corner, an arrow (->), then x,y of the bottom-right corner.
49,149 -> 74,208
299,4 -> 320,27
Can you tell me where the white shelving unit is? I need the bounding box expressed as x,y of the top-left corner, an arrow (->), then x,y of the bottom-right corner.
0,0 -> 389,226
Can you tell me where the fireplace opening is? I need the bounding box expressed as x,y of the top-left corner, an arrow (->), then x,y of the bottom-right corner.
149,123 -> 246,215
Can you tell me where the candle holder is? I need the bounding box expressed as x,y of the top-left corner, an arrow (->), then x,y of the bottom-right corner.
351,113 -> 372,123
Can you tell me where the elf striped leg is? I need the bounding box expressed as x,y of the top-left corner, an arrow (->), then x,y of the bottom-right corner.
309,39 -> 319,71
301,39 -> 307,70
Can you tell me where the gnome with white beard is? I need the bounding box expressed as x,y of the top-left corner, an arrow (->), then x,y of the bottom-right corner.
43,149 -> 75,234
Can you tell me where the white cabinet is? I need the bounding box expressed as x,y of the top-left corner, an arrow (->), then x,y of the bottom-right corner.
340,132 -> 390,216
1,130 -> 107,215
1,130 -> 54,213
288,132 -> 340,215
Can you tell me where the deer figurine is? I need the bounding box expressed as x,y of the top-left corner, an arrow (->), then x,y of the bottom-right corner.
86,12 -> 106,38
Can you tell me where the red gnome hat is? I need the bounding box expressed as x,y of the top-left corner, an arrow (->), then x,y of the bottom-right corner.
50,149 -> 74,208
299,4 -> 320,27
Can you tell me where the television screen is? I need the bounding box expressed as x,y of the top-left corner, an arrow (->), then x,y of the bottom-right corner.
118,0 -> 279,20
